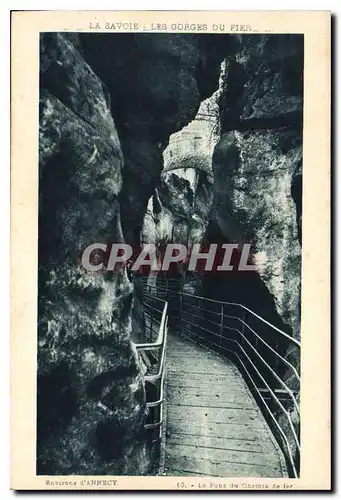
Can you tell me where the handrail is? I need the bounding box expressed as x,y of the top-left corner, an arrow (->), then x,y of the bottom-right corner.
135,298 -> 167,350
232,349 -> 299,478
145,279 -> 301,478
224,313 -> 301,386
143,281 -> 299,348
180,320 -> 299,477
177,313 -> 299,416
134,296 -> 168,439
167,302 -> 300,385
225,326 -> 300,417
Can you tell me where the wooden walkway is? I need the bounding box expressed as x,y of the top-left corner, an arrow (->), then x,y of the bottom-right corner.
162,333 -> 288,477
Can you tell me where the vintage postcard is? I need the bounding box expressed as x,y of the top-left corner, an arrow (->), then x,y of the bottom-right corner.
11,10 -> 331,490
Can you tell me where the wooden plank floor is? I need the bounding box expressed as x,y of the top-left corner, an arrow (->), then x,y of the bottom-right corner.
163,333 -> 288,478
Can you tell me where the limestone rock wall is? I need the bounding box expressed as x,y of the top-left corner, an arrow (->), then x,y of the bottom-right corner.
80,33 -> 236,245
38,32 -> 227,475
38,33 -> 149,475
209,34 -> 303,339
203,34 -> 303,473
38,31 -> 303,475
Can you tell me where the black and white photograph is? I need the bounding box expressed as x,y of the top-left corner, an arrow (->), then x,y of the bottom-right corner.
9,9 -> 331,491
37,30 -> 303,479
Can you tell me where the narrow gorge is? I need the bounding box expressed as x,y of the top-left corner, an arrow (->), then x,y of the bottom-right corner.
38,32 -> 303,475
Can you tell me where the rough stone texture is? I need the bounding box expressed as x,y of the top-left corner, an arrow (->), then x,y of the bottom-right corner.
38,33 -> 148,475
160,171 -> 213,243
163,151 -> 213,175
220,34 -> 304,131
140,170 -> 213,261
212,128 -> 302,337
205,34 -> 303,473
209,34 -> 303,339
38,31 -> 303,476
80,33 -> 237,245
38,32 -> 229,475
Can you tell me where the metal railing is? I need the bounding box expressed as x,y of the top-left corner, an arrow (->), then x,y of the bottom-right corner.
144,279 -> 301,478
134,294 -> 168,442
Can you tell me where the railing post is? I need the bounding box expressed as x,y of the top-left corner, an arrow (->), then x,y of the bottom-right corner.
179,293 -> 183,335
241,310 -> 246,350
253,312 -> 259,353
149,309 -> 153,342
274,339 -> 280,375
219,304 -> 224,347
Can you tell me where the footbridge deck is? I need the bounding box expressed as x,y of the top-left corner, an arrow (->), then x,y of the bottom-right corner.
135,279 -> 300,478
164,333 -> 287,477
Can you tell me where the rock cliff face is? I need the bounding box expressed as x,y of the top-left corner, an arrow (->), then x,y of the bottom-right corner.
38,32 -> 148,475
37,32 -> 227,474
157,170 -> 213,244
206,35 -> 303,339
201,34 -> 303,471
38,31 -> 302,475
80,33 -> 236,245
